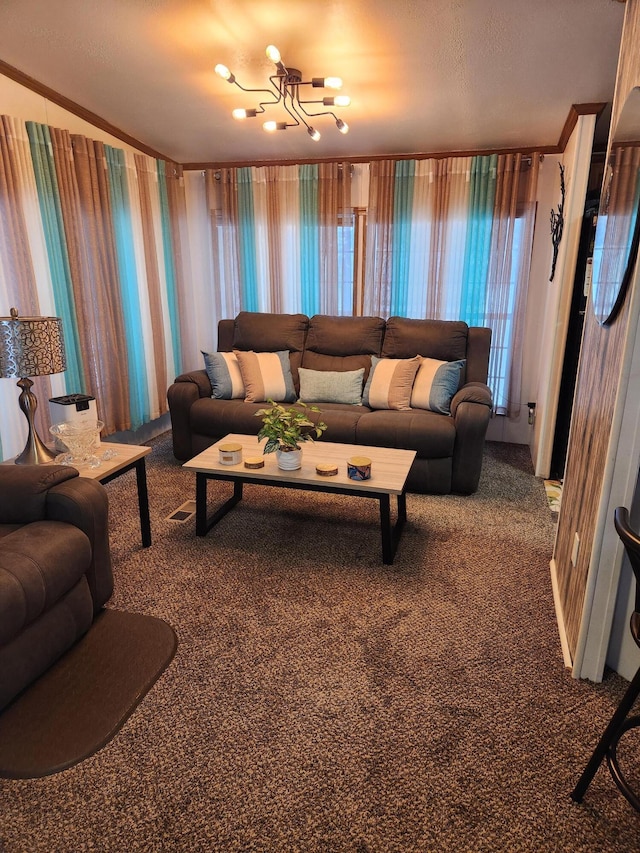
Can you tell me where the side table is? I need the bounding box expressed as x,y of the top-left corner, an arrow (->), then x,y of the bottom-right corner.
82,442 -> 152,547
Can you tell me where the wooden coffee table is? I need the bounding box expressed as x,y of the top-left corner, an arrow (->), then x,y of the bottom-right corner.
183,434 -> 416,564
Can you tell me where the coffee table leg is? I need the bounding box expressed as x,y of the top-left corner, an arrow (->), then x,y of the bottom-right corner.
196,475 -> 244,536
196,473 -> 208,536
380,494 -> 393,564
135,458 -> 151,547
380,492 -> 408,565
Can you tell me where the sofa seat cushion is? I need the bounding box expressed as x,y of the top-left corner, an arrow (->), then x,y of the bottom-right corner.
0,520 -> 91,645
191,398 -> 268,438
311,403 -> 369,445
355,409 -> 456,458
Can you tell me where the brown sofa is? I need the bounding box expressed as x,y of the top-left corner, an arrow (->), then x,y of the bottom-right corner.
0,465 -> 113,710
168,312 -> 493,494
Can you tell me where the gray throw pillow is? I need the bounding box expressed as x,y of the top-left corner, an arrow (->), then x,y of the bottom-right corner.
298,367 -> 365,405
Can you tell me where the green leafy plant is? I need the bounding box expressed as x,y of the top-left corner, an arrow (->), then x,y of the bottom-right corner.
255,400 -> 327,454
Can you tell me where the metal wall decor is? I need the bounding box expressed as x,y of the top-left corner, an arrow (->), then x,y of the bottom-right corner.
549,163 -> 566,282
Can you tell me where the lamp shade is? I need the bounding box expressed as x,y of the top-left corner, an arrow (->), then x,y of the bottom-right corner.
0,312 -> 66,379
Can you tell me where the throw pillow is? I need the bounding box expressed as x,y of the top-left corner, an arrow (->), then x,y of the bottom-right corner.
362,356 -> 421,411
234,350 -> 296,403
411,358 -> 465,414
298,367 -> 365,405
202,351 -> 245,399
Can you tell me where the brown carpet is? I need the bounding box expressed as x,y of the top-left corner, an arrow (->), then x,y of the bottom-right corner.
0,608 -> 177,779
0,433 -> 639,852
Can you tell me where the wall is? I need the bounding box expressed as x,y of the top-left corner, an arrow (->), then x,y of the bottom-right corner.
530,116 -> 597,476
551,0 -> 640,680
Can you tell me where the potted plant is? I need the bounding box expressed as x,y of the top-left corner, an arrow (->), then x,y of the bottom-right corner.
255,400 -> 327,470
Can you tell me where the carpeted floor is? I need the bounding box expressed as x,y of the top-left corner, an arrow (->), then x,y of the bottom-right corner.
1,434 -> 639,852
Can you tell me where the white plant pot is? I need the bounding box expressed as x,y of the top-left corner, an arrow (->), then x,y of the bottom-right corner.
276,447 -> 302,470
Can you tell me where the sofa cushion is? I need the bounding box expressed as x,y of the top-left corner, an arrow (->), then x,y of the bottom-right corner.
305,314 -> 385,356
356,409 -> 456,458
309,403 -> 368,445
411,358 -> 465,414
202,351 -> 245,399
234,350 -> 296,403
0,520 -> 91,644
232,311 -> 309,353
362,356 -> 421,411
383,317 -> 469,364
298,367 -> 364,405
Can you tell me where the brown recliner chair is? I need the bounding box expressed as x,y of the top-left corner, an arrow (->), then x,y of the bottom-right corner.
0,464 -> 113,711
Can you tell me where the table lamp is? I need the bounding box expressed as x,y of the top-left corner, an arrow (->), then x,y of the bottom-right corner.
0,307 -> 67,464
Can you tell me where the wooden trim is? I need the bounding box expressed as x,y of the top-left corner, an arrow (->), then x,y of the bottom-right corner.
556,103 -> 607,152
181,147 -> 557,171
0,59 -> 176,163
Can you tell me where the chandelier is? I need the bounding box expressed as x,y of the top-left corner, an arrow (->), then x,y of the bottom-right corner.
215,45 -> 350,141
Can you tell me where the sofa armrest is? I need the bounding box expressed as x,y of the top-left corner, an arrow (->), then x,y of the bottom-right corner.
167,369 -> 212,460
450,381 -> 493,417
451,382 -> 493,494
172,369 -> 212,399
0,465 -> 80,524
46,477 -> 113,613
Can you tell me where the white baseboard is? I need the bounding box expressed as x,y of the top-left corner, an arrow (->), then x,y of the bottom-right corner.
550,558 -> 573,670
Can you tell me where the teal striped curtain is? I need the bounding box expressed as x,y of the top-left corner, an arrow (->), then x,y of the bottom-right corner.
237,167 -> 259,311
157,161 -> 183,374
300,164 -> 320,316
105,145 -> 149,429
460,155 -> 497,326
0,114 -> 189,460
26,121 -> 84,392
364,153 -> 540,415
391,159 -> 415,316
207,163 -> 352,316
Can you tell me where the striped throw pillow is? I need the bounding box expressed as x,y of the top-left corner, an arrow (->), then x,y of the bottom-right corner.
234,350 -> 296,403
362,356 -> 421,411
411,358 -> 465,414
202,351 -> 245,399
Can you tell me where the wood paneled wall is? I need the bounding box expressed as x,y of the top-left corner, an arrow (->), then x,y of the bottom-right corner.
554,0 -> 640,657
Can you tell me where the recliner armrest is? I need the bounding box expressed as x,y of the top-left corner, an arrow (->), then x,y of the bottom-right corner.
46,477 -> 113,612
0,465 -> 79,525
450,382 -> 493,418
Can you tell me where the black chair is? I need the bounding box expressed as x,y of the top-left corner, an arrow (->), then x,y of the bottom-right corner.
571,506 -> 640,812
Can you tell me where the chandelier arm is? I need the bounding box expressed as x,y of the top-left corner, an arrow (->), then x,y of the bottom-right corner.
282,97 -> 303,128
233,81 -> 279,99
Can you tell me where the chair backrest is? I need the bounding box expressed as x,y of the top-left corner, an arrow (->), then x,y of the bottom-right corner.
614,506 -> 640,642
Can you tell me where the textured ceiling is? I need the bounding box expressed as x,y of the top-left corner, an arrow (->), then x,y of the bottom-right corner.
0,0 -> 627,165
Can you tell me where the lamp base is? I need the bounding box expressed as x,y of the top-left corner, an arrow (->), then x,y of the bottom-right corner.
14,377 -> 57,465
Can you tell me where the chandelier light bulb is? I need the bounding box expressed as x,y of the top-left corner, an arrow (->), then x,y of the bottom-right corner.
232,108 -> 257,119
215,63 -> 234,83
333,95 -> 351,107
266,44 -> 281,64
336,119 -> 349,134
308,126 -> 321,141
263,120 -> 287,132
324,77 -> 343,90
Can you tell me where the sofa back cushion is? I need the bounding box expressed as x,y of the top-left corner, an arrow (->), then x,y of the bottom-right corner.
382,317 -> 470,385
302,315 -> 384,381
232,311 -> 308,353
383,317 -> 468,360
